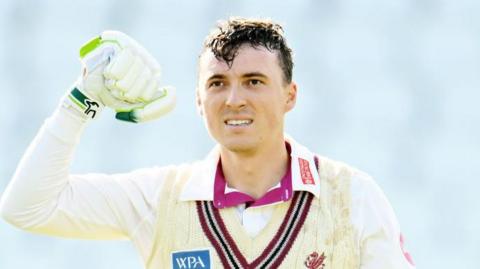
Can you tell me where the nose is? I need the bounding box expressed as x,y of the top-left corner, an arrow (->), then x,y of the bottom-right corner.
225,85 -> 246,110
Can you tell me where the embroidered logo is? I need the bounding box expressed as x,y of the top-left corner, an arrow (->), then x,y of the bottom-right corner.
304,251 -> 326,269
299,158 -> 315,184
171,249 -> 211,269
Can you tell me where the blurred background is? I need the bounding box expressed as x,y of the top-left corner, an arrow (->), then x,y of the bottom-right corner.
1,0 -> 479,268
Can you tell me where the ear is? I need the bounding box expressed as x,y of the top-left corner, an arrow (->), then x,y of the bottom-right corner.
284,82 -> 297,112
196,88 -> 204,116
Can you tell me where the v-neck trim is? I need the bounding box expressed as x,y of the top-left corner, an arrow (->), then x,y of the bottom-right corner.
219,196 -> 290,248
196,191 -> 314,268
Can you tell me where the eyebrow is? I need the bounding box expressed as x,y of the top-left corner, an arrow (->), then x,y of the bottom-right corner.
242,72 -> 268,80
206,74 -> 227,82
205,72 -> 269,84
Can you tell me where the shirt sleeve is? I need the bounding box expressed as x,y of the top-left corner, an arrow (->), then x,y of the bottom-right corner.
350,172 -> 416,269
0,104 -> 169,240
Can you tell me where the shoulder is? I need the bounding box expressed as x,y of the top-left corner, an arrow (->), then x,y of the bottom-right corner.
315,154 -> 368,186
315,154 -> 375,186
312,154 -> 415,267
152,159 -> 214,197
315,155 -> 391,215
321,159 -> 403,245
110,162 -> 199,202
314,154 -> 396,225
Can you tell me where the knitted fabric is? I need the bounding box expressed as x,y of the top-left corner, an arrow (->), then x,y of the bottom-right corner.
146,156 -> 359,269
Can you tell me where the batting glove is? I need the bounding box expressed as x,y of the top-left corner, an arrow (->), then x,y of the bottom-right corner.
65,31 -> 175,123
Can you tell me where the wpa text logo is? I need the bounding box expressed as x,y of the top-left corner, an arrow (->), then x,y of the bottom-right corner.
171,249 -> 211,269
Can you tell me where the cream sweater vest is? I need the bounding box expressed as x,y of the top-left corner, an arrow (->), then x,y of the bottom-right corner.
146,156 -> 360,269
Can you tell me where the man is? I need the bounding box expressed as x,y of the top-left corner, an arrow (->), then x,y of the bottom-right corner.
0,18 -> 415,268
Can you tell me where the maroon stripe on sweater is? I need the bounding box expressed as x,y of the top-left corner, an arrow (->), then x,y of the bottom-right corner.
249,192 -> 301,267
195,153 -> 321,268
198,192 -> 314,269
252,192 -> 313,268
258,192 -> 309,268
196,201 -> 232,268
269,193 -> 314,268
204,202 -> 244,268
210,203 -> 250,267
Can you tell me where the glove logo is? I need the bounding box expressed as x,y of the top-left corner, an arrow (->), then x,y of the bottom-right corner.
68,88 -> 101,119
84,99 -> 99,118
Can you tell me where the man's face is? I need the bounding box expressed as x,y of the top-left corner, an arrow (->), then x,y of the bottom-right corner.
197,44 -> 297,153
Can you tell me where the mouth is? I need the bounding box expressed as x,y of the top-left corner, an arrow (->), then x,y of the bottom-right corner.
224,119 -> 253,127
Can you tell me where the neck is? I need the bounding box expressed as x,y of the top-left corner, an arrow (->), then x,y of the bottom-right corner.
220,137 -> 289,199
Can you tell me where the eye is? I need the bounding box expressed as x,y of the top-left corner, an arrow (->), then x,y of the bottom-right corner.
208,80 -> 224,88
249,79 -> 263,86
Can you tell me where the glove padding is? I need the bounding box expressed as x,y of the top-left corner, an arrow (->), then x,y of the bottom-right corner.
67,31 -> 175,123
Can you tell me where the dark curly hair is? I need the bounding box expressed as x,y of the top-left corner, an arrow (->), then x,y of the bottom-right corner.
201,17 -> 294,84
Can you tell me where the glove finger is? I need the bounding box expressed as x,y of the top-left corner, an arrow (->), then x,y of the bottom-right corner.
83,69 -> 106,96
98,89 -> 143,111
116,86 -> 176,123
124,67 -> 151,102
104,79 -> 125,101
115,57 -> 144,92
139,77 -> 158,102
103,49 -> 134,80
105,78 -> 116,92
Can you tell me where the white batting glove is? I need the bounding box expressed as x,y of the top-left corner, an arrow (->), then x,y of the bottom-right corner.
65,31 -> 176,123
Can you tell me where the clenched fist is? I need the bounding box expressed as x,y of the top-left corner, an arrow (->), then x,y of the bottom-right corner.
66,31 -> 175,123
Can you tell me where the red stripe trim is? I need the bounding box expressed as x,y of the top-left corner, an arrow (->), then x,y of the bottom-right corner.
196,202 -> 232,268
249,192 -> 301,267
252,192 -> 313,268
260,192 -> 309,267
210,204 -> 249,267
197,152 -> 322,268
198,191 -> 314,268
205,202 -> 243,268
270,193 -> 314,268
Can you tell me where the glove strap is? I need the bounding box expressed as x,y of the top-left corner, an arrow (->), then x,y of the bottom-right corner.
67,87 -> 102,119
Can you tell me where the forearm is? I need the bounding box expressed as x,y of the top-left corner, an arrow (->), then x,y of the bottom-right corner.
0,31 -> 174,240
0,103 -> 88,229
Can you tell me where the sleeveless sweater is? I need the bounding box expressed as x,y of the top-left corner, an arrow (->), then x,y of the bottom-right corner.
146,156 -> 360,269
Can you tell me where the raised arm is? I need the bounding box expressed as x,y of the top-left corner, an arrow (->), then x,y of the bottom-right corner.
0,31 -> 175,240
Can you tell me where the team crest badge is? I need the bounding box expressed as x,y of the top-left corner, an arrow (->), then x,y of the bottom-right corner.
304,251 -> 326,269
171,249 -> 211,269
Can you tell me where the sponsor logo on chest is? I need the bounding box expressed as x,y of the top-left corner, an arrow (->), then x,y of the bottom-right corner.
171,249 -> 211,269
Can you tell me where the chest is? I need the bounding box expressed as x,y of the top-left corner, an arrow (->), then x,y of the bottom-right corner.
150,192 -> 346,269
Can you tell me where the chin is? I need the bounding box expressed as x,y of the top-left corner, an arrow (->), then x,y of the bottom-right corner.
221,138 -> 259,153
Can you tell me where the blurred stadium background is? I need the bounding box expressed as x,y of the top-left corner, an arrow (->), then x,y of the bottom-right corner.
1,0 -> 479,268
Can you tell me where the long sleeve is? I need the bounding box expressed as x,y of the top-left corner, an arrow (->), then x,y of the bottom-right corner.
350,173 -> 416,269
0,104 -> 167,242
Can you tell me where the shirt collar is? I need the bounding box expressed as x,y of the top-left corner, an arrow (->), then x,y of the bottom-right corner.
179,135 -> 321,203
212,147 -> 293,209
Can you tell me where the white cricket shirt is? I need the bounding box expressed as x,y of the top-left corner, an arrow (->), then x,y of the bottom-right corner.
0,106 -> 415,268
